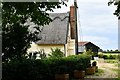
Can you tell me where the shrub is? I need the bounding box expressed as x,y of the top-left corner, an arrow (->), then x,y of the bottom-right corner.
55,65 -> 68,74
98,53 -> 103,58
109,55 -> 116,59
2,59 -> 46,80
85,49 -> 93,56
102,54 -> 118,59
103,55 -> 109,59
75,63 -> 84,71
2,54 -> 91,80
48,48 -> 64,58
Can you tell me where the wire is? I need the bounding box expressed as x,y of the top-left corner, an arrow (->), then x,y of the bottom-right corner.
77,7 -> 83,42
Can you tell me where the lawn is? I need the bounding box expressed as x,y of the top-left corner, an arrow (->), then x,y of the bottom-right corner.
104,59 -> 118,64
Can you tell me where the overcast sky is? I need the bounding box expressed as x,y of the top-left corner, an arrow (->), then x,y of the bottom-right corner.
52,0 -> 118,50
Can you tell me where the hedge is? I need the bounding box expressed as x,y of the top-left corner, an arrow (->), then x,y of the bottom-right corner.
2,54 -> 91,80
98,54 -> 118,59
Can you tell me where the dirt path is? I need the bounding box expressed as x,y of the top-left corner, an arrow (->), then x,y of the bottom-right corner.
84,59 -> 118,78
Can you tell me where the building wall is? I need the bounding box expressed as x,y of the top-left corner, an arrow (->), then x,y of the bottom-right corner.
66,40 -> 75,56
65,24 -> 75,56
27,24 -> 76,57
27,43 -> 65,57
78,45 -> 85,53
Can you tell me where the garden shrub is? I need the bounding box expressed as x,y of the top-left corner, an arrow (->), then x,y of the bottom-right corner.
48,48 -> 64,58
114,55 -> 118,59
109,55 -> 116,59
2,54 -> 91,80
98,53 -> 103,58
103,55 -> 109,59
102,54 -> 118,59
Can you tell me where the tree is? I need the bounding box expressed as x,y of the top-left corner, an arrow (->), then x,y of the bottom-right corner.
2,2 -> 66,62
107,50 -> 109,52
48,48 -> 64,58
108,0 -> 120,19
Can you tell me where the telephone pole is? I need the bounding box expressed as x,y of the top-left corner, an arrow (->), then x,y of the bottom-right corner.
74,0 -> 78,55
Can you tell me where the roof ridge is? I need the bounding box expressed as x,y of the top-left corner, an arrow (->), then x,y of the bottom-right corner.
52,16 -> 69,21
48,12 -> 69,14
78,41 -> 90,45
81,41 -> 89,42
36,13 -> 69,44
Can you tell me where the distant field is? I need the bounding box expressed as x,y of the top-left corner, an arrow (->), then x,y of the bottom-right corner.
98,52 -> 119,55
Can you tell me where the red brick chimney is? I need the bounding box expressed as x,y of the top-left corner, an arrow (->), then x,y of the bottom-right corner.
70,6 -> 75,39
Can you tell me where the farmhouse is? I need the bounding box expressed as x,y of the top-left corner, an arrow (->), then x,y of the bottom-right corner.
78,41 -> 100,54
27,5 -> 77,57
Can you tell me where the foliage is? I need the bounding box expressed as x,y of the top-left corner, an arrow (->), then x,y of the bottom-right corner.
103,49 -> 120,53
105,54 -> 117,59
2,2 -> 66,62
109,55 -> 116,59
85,49 -> 97,56
2,54 -> 91,80
75,63 -> 84,71
108,0 -> 120,19
98,53 -> 118,59
2,59 -> 50,80
98,53 -> 104,58
55,65 -> 68,74
65,54 -> 91,78
84,49 -> 93,56
84,49 -> 98,60
48,48 -> 64,58
103,55 -> 109,59
119,54 -> 120,61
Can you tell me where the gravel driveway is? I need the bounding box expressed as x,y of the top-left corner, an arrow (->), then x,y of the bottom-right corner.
85,59 -> 118,78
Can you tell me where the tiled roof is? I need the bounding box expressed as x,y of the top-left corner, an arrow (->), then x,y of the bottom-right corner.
78,41 -> 89,46
36,12 -> 69,44
78,41 -> 100,49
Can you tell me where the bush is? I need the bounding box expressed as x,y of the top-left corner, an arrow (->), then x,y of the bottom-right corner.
2,59 -> 46,80
48,48 -> 64,58
2,54 -> 91,80
75,63 -> 84,71
102,54 -> 118,59
103,55 -> 109,59
98,53 -> 103,58
109,55 -> 116,59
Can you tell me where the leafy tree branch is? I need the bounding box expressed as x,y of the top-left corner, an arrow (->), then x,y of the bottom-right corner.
2,2 -> 66,62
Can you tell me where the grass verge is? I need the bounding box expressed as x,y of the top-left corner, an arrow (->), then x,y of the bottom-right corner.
104,59 -> 118,64
94,69 -> 104,76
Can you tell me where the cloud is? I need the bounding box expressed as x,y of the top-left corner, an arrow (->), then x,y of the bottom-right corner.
47,0 -> 118,50
80,35 -> 118,50
77,0 -> 118,50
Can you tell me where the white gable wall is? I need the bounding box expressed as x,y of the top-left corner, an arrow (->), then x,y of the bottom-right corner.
65,24 -> 75,56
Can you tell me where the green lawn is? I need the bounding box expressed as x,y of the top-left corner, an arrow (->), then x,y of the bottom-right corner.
104,59 -> 118,64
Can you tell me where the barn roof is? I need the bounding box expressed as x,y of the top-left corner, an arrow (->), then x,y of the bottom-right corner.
78,41 -> 89,46
78,41 -> 100,49
35,12 -> 69,44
